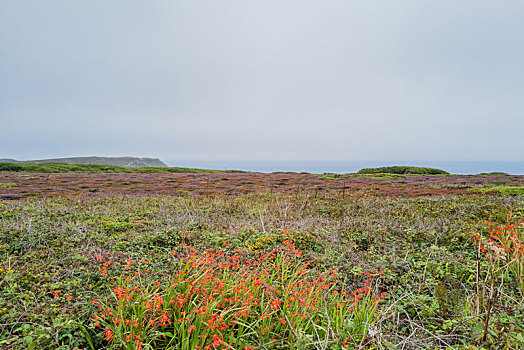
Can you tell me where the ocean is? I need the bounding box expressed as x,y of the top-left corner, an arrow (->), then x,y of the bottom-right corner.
165,160 -> 524,175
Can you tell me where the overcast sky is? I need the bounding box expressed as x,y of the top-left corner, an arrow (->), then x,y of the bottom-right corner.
1,1 -> 523,163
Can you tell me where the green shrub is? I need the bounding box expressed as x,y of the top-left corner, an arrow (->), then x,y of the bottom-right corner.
496,186 -> 524,196
358,166 -> 449,175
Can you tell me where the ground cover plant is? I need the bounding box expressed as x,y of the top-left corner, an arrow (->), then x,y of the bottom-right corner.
2,171 -> 524,199
469,186 -> 524,196
1,172 -> 524,349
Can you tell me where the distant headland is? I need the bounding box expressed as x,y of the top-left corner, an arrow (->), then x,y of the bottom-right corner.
0,156 -> 167,168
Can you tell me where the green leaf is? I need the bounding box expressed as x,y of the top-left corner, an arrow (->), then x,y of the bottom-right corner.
75,323 -> 95,350
472,322 -> 484,338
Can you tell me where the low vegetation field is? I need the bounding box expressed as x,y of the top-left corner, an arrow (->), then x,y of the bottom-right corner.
1,171 -> 523,349
0,162 -> 246,174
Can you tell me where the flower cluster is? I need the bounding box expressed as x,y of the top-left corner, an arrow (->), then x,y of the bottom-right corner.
91,236 -> 386,349
470,212 -> 524,297
470,214 -> 523,262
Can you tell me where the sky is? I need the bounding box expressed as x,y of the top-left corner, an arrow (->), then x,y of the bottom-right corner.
1,0 -> 523,165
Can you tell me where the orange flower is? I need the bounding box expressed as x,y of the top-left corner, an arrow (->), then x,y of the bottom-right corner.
105,328 -> 113,341
212,334 -> 223,347
271,298 -> 281,310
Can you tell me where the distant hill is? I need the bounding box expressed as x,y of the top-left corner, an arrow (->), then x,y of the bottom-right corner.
2,156 -> 167,168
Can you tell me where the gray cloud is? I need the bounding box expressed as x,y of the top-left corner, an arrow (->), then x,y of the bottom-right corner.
1,0 -> 523,162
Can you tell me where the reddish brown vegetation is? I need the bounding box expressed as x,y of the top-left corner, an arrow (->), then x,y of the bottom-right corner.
1,172 -> 523,199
